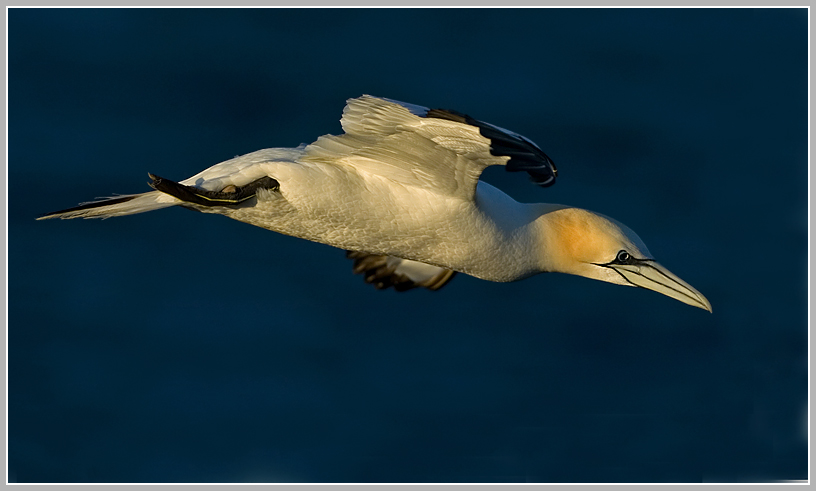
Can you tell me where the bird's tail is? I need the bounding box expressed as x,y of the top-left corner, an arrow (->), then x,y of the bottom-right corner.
36,190 -> 179,220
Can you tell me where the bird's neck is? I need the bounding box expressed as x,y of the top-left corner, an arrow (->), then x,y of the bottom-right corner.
470,183 -> 576,279
525,202 -> 577,274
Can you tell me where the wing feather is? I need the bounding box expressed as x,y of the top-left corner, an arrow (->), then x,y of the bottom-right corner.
302,95 -> 556,200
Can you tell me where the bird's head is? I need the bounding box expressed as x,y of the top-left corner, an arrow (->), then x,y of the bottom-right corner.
541,207 -> 711,312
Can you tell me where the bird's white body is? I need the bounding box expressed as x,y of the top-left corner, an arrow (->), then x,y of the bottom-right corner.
40,95 -> 711,310
206,156 -> 544,282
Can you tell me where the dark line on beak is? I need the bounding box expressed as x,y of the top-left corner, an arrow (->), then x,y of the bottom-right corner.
629,267 -> 699,303
603,263 -> 701,305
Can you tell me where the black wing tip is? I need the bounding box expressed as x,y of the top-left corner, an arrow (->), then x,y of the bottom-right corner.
506,155 -> 558,187
425,106 -> 558,188
37,195 -> 138,220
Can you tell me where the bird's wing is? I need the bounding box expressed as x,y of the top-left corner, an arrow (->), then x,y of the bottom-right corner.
178,147 -> 304,190
346,251 -> 456,292
301,95 -> 557,200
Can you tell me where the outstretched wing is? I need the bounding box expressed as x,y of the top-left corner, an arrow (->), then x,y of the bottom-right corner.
302,95 -> 557,200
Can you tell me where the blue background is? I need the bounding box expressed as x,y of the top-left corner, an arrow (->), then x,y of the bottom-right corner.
9,8 -> 808,483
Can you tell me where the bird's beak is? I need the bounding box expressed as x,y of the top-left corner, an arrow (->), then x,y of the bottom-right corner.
609,261 -> 712,312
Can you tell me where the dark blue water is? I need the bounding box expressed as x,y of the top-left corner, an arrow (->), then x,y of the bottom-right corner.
9,8 -> 807,483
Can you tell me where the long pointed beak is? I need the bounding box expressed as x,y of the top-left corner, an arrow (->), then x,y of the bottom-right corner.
609,261 -> 712,312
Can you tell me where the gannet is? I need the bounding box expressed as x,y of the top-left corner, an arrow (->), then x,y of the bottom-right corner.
39,95 -> 711,311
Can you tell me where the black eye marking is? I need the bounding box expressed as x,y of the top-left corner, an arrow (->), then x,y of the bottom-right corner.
593,250 -> 653,268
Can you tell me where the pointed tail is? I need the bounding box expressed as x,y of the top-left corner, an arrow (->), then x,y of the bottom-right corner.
37,190 -> 180,220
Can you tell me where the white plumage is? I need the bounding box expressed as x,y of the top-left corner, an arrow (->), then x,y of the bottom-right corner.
39,95 -> 711,310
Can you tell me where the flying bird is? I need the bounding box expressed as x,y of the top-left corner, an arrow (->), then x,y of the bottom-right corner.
39,95 -> 711,311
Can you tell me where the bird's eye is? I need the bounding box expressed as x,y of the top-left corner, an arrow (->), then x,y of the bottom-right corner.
616,251 -> 631,263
